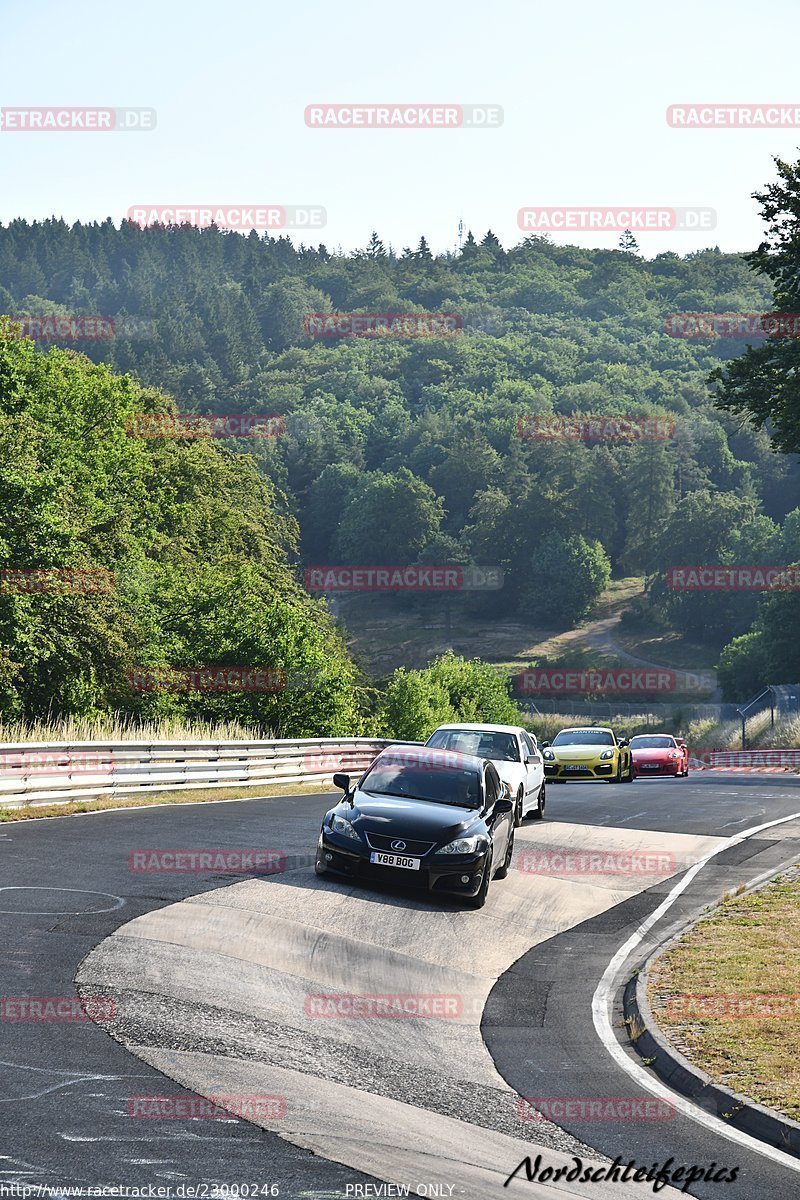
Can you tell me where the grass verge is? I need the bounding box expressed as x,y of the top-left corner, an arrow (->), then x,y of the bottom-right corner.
648,872 -> 800,1121
0,780 -> 337,822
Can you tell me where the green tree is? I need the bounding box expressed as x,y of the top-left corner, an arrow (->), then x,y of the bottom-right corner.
712,154 -> 800,455
381,653 -> 520,740
518,535 -> 611,624
334,469 -> 445,564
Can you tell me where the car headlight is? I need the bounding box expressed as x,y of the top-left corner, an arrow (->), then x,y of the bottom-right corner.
599,749 -> 615,759
330,814 -> 360,841
543,749 -> 555,760
438,835 -> 484,855
668,751 -> 679,759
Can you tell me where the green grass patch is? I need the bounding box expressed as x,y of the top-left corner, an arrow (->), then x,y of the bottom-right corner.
649,874 -> 800,1121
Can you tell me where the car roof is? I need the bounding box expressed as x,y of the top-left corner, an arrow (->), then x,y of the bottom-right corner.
630,733 -> 676,739
431,723 -> 523,735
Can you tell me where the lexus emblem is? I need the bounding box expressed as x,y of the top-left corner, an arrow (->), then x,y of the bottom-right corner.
390,839 -> 407,851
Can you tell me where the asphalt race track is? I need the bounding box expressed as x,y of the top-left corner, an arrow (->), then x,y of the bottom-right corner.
3,775 -> 800,1199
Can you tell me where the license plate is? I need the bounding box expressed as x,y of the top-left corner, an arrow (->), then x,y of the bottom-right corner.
562,764 -> 585,771
369,851 -> 420,871
640,763 -> 659,769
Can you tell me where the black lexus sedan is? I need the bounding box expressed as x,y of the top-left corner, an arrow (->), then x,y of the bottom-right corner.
314,745 -> 515,908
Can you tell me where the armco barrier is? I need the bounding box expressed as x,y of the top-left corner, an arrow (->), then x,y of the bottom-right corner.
689,748 -> 800,770
0,738 -> 419,809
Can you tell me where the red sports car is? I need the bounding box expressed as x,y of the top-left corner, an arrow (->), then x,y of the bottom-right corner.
629,734 -> 689,778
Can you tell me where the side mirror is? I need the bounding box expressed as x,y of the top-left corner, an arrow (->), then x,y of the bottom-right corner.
525,753 -> 538,764
332,773 -> 351,792
540,740 -> 550,749
494,797 -> 514,815
618,738 -> 629,747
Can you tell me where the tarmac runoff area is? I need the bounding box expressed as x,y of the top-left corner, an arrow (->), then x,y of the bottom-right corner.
77,819 -> 725,1199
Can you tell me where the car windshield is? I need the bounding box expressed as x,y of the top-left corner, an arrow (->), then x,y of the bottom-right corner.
630,736 -> 676,749
552,729 -> 614,747
361,757 -> 482,807
426,728 -> 520,762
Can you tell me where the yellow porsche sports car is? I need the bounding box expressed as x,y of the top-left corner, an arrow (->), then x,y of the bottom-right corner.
540,726 -> 634,783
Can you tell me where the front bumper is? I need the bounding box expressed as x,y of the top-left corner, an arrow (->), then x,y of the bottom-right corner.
633,760 -> 680,776
316,833 -> 489,897
544,759 -> 615,780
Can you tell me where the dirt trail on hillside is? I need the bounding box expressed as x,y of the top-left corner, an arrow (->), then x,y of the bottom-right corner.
530,585 -> 720,700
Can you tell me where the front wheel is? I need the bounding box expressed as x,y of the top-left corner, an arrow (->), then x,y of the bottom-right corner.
466,850 -> 492,908
609,759 -> 623,784
514,787 -> 524,827
622,758 -> 634,782
531,780 -> 546,819
494,826 -> 514,879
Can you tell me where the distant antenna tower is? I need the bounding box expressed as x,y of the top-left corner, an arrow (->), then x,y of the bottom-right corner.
457,219 -> 464,251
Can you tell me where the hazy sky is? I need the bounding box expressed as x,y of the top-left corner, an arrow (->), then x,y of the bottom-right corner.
3,0 -> 800,257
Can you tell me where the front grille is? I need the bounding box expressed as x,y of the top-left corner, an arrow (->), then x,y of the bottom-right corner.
365,832 -> 436,856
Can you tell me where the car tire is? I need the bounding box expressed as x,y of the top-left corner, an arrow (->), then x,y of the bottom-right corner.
610,760 -> 623,783
466,849 -> 492,908
531,780 -> 546,819
622,759 -> 634,782
495,826 -> 514,879
314,858 -> 327,875
515,787 -> 524,827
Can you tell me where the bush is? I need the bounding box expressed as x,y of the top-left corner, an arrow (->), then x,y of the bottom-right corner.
519,535 -> 611,625
381,653 -> 521,741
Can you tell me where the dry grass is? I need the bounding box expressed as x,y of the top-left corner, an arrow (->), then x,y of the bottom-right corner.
527,711 -> 670,742
649,874 -> 800,1120
0,779 -> 337,822
683,717 -> 743,750
0,714 -> 275,744
752,714 -> 800,749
